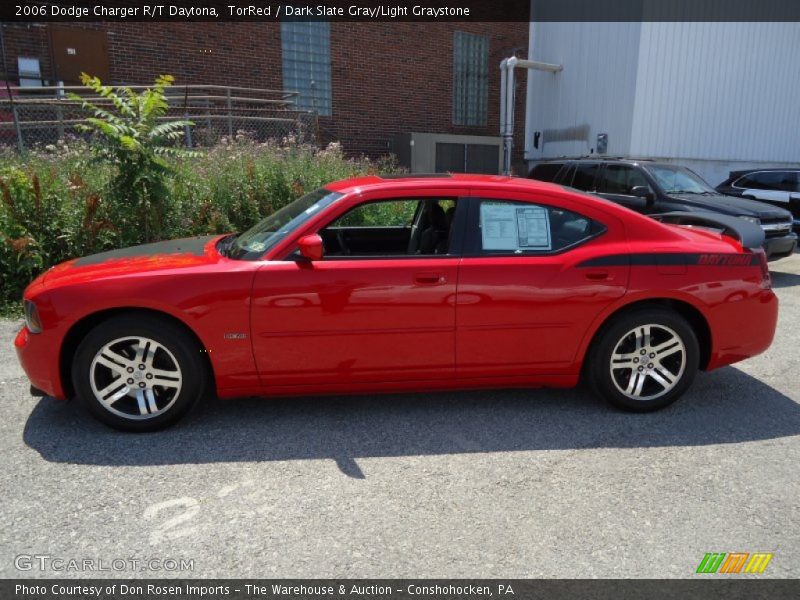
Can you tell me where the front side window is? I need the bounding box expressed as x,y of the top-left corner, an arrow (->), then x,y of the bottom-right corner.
321,198 -> 458,257
453,32 -> 489,126
598,165 -> 651,195
752,172 -> 784,190
281,21 -> 332,116
467,199 -> 603,255
733,174 -> 759,189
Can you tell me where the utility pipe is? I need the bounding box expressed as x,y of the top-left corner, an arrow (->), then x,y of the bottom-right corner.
500,55 -> 562,175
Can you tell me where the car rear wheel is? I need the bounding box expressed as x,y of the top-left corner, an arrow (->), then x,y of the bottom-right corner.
587,308 -> 699,412
72,315 -> 208,431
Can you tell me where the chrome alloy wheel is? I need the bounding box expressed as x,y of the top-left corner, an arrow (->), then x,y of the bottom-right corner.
89,336 -> 183,420
609,324 -> 686,401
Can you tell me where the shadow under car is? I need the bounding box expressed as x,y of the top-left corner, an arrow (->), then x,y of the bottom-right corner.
22,365 -> 800,478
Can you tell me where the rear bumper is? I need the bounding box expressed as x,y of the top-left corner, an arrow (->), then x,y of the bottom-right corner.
14,326 -> 65,399
763,232 -> 797,261
706,288 -> 778,371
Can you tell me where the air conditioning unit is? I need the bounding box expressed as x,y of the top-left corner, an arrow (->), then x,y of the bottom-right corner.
393,132 -> 502,175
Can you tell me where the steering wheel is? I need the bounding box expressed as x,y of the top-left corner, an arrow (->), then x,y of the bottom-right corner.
336,229 -> 351,255
406,203 -> 427,254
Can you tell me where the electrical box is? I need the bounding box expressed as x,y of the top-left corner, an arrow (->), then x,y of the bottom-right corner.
394,132 -> 502,174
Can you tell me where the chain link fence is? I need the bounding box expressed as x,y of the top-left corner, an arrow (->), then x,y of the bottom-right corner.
0,84 -> 319,152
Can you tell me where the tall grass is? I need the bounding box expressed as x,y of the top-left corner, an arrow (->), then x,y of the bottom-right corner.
0,135 -> 399,311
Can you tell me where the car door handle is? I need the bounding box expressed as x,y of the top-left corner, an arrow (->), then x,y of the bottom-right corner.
414,272 -> 445,285
585,271 -> 612,281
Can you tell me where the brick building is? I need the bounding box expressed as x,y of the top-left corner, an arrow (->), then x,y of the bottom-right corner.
0,20 -> 529,171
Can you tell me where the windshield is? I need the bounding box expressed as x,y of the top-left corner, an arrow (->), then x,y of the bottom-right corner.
646,165 -> 715,194
227,188 -> 342,259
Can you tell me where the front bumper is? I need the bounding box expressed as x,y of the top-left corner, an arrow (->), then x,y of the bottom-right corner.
14,326 -> 65,399
763,232 -> 797,261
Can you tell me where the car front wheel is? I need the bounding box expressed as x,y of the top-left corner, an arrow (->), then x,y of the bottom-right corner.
72,315 -> 208,431
588,308 -> 699,412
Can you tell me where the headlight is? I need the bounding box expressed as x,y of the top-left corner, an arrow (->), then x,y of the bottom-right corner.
739,216 -> 761,226
24,300 -> 42,333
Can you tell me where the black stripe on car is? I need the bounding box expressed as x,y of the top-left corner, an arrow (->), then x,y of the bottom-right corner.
578,253 -> 759,267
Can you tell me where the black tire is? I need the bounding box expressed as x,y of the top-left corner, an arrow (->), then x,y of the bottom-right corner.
71,314 -> 209,432
586,308 -> 699,412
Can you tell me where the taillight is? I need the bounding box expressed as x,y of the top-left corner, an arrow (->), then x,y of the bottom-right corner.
755,248 -> 771,288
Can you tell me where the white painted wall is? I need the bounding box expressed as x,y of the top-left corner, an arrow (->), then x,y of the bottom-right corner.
630,22 -> 800,164
524,17 -> 800,184
524,22 -> 642,161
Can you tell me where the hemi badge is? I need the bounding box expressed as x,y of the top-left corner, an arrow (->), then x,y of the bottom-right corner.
223,333 -> 248,340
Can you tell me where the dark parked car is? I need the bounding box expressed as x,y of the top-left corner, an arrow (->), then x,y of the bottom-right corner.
529,158 -> 797,260
716,168 -> 800,232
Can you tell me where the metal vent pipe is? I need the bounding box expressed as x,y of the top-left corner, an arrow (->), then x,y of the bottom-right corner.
499,55 -> 563,175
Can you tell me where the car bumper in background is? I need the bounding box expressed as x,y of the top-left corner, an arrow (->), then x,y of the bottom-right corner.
763,232 -> 797,261
790,197 -> 800,233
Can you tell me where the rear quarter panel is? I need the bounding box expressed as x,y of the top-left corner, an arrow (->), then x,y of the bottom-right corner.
572,227 -> 777,372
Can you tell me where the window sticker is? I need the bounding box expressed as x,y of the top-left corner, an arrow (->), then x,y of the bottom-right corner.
515,206 -> 551,249
480,203 -> 551,251
245,241 -> 267,252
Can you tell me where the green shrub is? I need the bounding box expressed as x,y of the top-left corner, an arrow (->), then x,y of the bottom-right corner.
0,137 -> 400,312
71,74 -> 198,242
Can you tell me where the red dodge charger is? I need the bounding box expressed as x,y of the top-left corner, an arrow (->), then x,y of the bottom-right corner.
15,175 -> 778,431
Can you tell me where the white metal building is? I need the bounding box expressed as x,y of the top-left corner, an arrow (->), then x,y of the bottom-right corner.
523,21 -> 800,185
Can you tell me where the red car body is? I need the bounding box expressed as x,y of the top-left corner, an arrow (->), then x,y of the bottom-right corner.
15,175 -> 778,403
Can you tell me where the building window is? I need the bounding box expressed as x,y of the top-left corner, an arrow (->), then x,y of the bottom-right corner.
453,32 -> 489,126
281,21 -> 332,116
18,57 -> 42,87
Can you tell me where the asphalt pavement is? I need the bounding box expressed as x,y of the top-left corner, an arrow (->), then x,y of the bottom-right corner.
1,255 -> 798,578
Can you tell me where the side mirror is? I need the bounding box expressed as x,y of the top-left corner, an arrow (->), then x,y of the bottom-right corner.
631,185 -> 655,204
297,234 -> 324,261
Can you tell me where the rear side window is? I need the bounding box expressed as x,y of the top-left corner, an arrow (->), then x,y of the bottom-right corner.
529,163 -> 563,182
466,199 -> 604,255
571,164 -> 600,191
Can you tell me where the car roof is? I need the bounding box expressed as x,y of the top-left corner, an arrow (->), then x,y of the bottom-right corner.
531,156 -> 700,170
325,173 -> 550,193
533,157 -> 668,167
321,173 -> 664,228
730,168 -> 800,175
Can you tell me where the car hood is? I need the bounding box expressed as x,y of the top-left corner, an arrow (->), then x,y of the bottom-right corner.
40,235 -> 226,288
668,192 -> 791,219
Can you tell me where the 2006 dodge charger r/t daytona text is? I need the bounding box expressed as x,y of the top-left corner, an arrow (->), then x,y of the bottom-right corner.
14,175 -> 778,431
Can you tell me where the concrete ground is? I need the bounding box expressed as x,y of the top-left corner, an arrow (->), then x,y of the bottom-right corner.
0,255 -> 798,579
